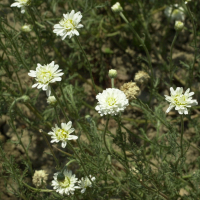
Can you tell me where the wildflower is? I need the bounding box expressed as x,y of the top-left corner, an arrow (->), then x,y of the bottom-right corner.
48,122 -> 78,148
52,170 -> 79,195
32,170 -> 48,188
108,69 -> 117,78
78,175 -> 95,194
120,82 -> 140,101
95,88 -> 129,116
165,87 -> 198,115
53,10 -> 83,40
164,4 -> 185,22
174,21 -> 184,31
134,71 -> 150,85
111,2 -> 123,13
10,0 -> 31,14
21,24 -> 32,32
28,61 -> 64,96
47,96 -> 57,106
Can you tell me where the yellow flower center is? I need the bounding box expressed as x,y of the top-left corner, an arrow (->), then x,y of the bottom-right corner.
61,19 -> 75,30
59,177 -> 71,188
19,0 -> 31,5
37,70 -> 53,84
106,97 -> 116,106
173,95 -> 187,106
56,128 -> 69,140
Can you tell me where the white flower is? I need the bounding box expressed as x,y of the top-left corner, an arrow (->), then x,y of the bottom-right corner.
53,10 -> 83,40
165,87 -> 198,115
164,4 -> 185,22
48,122 -> 78,148
10,0 -> 31,14
111,2 -> 123,13
47,96 -> 57,106
78,175 -> 95,194
95,88 -> 129,116
52,170 -> 79,195
28,61 -> 64,96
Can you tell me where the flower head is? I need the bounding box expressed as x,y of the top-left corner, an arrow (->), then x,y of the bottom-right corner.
28,61 -> 64,96
95,88 -> 129,116
164,4 -> 185,22
78,175 -> 95,194
165,87 -> 198,115
134,71 -> 150,85
10,0 -> 31,14
48,122 -> 78,148
111,2 -> 123,13
32,170 -> 48,188
53,10 -> 83,40
120,82 -> 140,101
47,96 -> 57,106
52,170 -> 79,195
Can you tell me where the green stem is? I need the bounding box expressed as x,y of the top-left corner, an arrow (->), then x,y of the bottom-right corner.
74,35 -> 97,94
119,12 -> 153,86
169,32 -> 178,84
111,78 -> 114,88
103,116 -> 112,155
68,142 -> 94,184
54,106 -> 60,124
51,87 -> 69,121
23,181 -> 53,192
28,8 -> 47,63
39,129 -> 60,169
180,115 -> 184,158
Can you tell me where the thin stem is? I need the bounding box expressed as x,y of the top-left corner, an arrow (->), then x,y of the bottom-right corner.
169,32 -> 178,84
23,181 -> 53,192
74,35 -> 97,94
39,129 -> 60,169
54,106 -> 60,124
119,12 -> 153,84
28,8 -> 47,63
68,142 -> 94,184
180,115 -> 184,158
51,87 -> 69,121
111,78 -> 114,88
103,116 -> 112,155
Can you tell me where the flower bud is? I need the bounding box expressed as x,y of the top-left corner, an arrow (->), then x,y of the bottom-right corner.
85,115 -> 92,123
21,95 -> 30,102
21,24 -> 32,33
57,172 -> 65,182
174,21 -> 184,31
108,69 -> 117,78
47,96 -> 57,106
134,71 -> 150,85
111,2 -> 123,13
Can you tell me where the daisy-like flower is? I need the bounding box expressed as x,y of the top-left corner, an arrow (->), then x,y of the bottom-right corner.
53,10 -> 83,40
95,88 -> 129,116
52,170 -> 79,195
48,122 -> 78,148
165,87 -> 198,115
10,0 -> 31,14
78,175 -> 95,194
28,61 -> 64,96
164,4 -> 185,22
